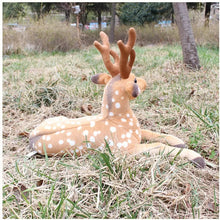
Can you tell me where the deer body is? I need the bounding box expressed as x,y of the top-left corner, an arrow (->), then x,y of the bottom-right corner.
30,28 -> 205,168
30,73 -> 143,156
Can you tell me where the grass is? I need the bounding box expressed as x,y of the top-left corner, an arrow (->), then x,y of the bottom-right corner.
3,44 -> 219,218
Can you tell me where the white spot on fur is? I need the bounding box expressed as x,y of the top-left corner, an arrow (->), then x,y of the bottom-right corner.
105,121 -> 109,125
121,134 -> 125,139
46,136 -> 51,141
110,127 -> 116,133
112,98 -> 115,102
61,125 -> 65,129
121,96 -> 124,100
126,132 -> 131,138
38,142 -> 42,147
109,112 -> 114,117
122,141 -> 128,148
45,125 -> 51,130
106,104 -> 109,109
90,121 -> 95,127
67,132 -> 72,136
83,130 -> 89,136
115,102 -> 120,108
115,90 -> 119,95
77,126 -> 82,130
109,140 -> 114,146
48,144 -> 53,148
67,139 -> 75,146
126,113 -> 130,118
59,140 -> 64,145
121,118 -> 127,122
129,121 -> 133,126
117,142 -> 122,148
90,136 -> 95,142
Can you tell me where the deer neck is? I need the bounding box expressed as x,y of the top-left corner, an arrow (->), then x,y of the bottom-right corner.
101,75 -> 132,119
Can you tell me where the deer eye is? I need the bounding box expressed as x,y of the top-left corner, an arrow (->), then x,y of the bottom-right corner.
134,78 -> 137,83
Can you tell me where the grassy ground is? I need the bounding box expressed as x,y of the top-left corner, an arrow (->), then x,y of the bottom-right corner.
3,44 -> 219,218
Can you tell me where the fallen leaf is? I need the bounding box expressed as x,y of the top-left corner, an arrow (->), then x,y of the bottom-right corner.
36,180 -> 44,187
3,132 -> 9,138
181,183 -> 191,194
87,104 -> 93,111
81,74 -> 87,81
81,104 -> 92,115
207,202 -> 217,212
18,131 -> 29,138
13,183 -> 29,201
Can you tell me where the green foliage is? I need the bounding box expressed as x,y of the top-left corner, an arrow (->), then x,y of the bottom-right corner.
3,3 -> 27,20
119,3 -> 173,25
28,3 -> 53,20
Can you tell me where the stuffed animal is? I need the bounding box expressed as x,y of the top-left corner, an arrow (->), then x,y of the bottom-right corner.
29,28 -> 205,168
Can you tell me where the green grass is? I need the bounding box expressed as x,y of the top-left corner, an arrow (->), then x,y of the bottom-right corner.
3,44 -> 219,218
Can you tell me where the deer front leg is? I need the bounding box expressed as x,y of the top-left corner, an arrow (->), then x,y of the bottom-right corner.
141,129 -> 186,148
130,143 -> 205,168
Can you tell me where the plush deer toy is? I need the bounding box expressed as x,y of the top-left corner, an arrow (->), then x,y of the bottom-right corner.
30,28 -> 205,168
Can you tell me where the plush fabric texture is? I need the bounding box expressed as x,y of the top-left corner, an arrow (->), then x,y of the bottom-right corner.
29,28 -> 205,168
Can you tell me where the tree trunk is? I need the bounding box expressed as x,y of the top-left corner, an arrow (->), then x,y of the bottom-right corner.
80,3 -> 87,31
97,10 -> 102,30
205,3 -> 212,27
173,3 -> 200,70
109,3 -> 116,43
65,9 -> 70,23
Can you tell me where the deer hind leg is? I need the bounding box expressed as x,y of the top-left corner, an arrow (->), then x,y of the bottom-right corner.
141,129 -> 186,148
131,143 -> 205,168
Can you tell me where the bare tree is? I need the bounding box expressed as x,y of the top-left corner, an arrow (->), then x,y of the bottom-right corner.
173,3 -> 200,70
79,3 -> 88,30
109,3 -> 116,43
205,2 -> 212,27
55,3 -> 72,23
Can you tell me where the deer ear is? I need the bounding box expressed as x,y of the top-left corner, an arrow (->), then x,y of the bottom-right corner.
91,73 -> 112,85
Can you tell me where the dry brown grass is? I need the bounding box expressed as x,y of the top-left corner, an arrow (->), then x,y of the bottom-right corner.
3,11 -> 219,55
3,44 -> 219,218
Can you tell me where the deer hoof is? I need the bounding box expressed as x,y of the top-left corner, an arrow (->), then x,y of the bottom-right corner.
191,157 -> 206,169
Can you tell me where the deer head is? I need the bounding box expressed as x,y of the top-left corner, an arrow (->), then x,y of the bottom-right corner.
91,28 -> 147,117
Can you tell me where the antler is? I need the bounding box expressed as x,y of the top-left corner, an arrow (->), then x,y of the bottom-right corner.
94,28 -> 136,79
117,28 -> 136,79
94,32 -> 120,77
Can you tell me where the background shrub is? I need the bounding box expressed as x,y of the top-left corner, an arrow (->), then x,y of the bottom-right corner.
2,17 -> 219,55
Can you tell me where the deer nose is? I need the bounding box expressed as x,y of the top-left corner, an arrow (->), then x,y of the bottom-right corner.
132,84 -> 139,97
